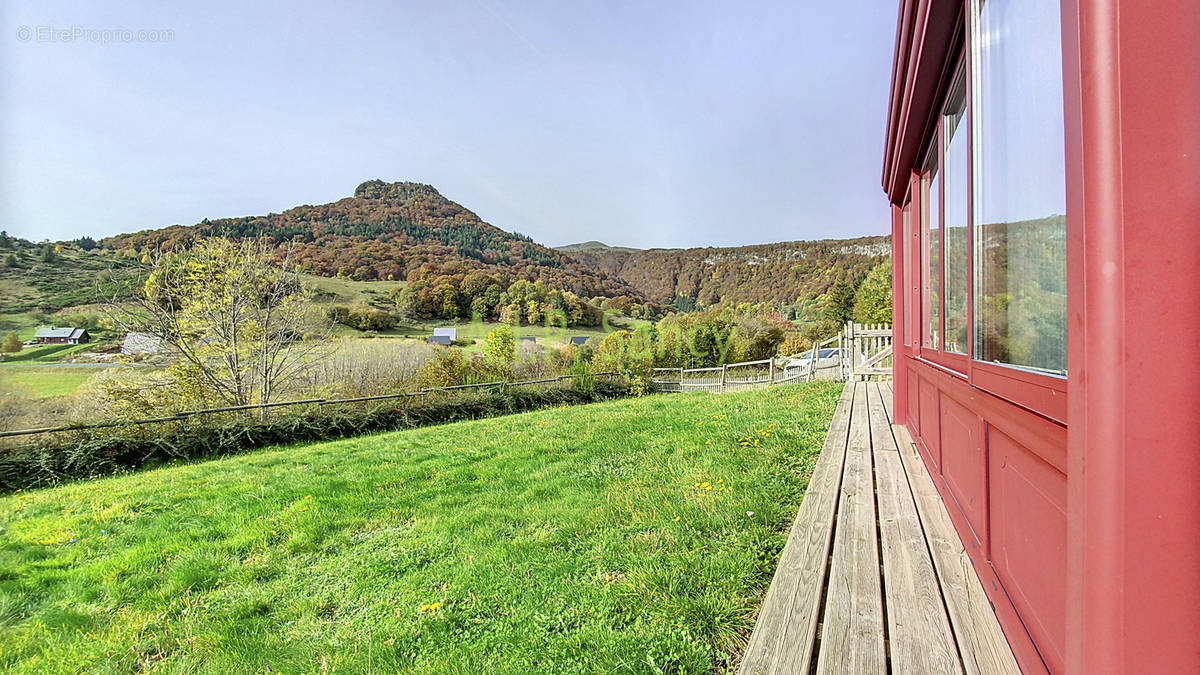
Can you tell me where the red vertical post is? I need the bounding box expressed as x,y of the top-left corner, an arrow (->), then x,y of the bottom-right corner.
1065,0 -> 1200,673
891,200 -> 907,424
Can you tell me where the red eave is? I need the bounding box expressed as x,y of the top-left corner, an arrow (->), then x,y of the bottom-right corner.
881,0 -> 960,204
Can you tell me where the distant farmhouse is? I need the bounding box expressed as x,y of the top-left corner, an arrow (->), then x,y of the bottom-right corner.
429,327 -> 457,346
570,336 -> 589,346
34,327 -> 90,345
121,332 -> 164,355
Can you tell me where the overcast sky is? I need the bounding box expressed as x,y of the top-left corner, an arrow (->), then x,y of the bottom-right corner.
1,1 -> 897,249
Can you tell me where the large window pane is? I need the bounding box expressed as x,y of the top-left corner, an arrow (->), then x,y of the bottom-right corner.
972,0 -> 1067,375
902,200 -> 913,346
943,69 -> 969,355
922,145 -> 940,350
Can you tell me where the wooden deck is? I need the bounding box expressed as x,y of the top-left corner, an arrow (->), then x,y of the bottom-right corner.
740,381 -> 1020,675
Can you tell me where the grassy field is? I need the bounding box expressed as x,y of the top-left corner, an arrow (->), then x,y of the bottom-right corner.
452,318 -> 645,353
0,383 -> 841,673
0,365 -> 109,398
0,344 -> 97,365
301,273 -> 405,308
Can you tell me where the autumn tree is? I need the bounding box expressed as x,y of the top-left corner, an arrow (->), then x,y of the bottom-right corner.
852,260 -> 893,324
1,333 -> 21,353
111,238 -> 331,411
484,323 -> 516,371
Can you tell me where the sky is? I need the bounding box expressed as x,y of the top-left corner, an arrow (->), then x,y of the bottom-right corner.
1,1 -> 897,249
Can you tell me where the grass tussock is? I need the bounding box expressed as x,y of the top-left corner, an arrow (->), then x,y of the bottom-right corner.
0,382 -> 841,673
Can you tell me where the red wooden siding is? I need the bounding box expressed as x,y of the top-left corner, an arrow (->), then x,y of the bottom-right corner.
885,2 -> 1200,673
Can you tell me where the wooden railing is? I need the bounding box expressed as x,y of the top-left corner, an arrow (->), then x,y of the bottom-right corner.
651,322 -> 893,393
843,322 -> 893,381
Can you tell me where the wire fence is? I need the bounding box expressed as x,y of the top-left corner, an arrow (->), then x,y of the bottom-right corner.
0,372 -> 618,440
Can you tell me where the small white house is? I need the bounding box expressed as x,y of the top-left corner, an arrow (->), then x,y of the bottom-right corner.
432,327 -> 457,341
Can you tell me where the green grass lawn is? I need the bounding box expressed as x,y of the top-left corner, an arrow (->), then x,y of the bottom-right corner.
0,365 -> 109,398
0,344 -> 97,364
0,383 -> 842,673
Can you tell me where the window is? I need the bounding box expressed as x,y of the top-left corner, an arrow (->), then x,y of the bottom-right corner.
942,68 -> 969,355
902,199 -> 913,346
971,0 -> 1067,375
921,142 -> 940,350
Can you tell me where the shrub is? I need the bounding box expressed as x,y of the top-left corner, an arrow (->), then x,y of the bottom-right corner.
1,333 -> 21,353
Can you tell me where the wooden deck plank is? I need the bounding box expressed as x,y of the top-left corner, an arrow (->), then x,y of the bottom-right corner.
816,383 -> 885,674
869,384 -> 963,674
892,423 -> 1022,675
866,380 -> 897,454
739,383 -> 855,674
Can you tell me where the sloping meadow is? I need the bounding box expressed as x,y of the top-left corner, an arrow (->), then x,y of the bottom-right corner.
0,383 -> 841,673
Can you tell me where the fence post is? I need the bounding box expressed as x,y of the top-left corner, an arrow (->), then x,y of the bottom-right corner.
768,357 -> 775,385
720,364 -> 727,393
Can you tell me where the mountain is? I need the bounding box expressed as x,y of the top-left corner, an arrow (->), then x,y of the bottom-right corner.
553,236 -> 890,312
100,180 -> 645,301
555,241 -> 640,254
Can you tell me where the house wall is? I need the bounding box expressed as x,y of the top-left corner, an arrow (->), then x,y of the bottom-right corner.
1062,1 -> 1200,673
885,1 -> 1200,673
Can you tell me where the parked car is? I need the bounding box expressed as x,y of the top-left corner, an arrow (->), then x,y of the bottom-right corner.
785,348 -> 842,378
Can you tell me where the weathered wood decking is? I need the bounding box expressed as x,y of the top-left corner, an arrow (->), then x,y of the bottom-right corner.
740,381 -> 1020,675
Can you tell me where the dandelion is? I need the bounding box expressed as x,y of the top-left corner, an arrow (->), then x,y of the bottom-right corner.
673,516 -> 681,522
420,601 -> 443,613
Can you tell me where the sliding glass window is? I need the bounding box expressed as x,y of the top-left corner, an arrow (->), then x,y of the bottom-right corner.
902,199 -> 913,346
971,0 -> 1067,375
942,67 -> 969,355
921,141 -> 940,350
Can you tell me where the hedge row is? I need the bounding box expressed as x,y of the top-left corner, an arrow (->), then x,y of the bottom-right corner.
0,380 -> 631,492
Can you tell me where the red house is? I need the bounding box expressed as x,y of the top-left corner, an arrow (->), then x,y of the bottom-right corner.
883,1 -> 1198,673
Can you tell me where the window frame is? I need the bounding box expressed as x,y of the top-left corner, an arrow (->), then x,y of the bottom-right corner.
965,0 -> 1067,423
917,48 -> 969,376
910,3 -> 1067,424
901,193 -> 914,348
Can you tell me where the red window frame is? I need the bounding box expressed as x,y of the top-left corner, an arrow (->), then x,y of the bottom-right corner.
917,48 -> 969,376
964,0 -> 1066,424
910,4 -> 1067,425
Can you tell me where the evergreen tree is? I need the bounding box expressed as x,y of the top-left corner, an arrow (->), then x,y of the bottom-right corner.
823,278 -> 857,327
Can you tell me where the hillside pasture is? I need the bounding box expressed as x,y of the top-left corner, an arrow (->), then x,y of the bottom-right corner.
0,383 -> 841,673
0,365 -> 109,399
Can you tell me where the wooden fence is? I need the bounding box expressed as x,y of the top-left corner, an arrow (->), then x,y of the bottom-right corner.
651,322 -> 893,394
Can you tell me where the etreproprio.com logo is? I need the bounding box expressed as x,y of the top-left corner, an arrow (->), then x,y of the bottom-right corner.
15,25 -> 175,44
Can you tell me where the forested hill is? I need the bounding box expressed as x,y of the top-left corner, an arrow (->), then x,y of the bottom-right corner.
554,237 -> 890,310
100,180 -> 645,300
